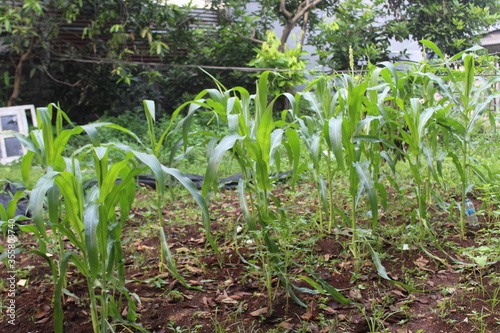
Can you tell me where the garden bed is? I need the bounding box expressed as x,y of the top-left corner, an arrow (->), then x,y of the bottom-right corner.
1,183 -> 498,333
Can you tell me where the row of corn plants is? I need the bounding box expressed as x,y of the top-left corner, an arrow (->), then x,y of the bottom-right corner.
3,102 -> 213,332
186,41 -> 499,303
1,40 -> 499,331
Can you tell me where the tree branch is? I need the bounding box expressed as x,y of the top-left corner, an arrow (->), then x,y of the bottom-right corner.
43,64 -> 82,87
279,0 -> 293,20
294,0 -> 324,24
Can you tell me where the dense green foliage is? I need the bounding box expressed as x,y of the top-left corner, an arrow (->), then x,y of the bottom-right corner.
385,0 -> 500,55
309,0 -> 392,70
0,0 -> 257,120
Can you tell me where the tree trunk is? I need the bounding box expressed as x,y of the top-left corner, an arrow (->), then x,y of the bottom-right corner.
8,50 -> 31,106
278,0 -> 324,52
279,22 -> 297,51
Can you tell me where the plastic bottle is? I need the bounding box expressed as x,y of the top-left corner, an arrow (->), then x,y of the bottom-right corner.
465,198 -> 479,229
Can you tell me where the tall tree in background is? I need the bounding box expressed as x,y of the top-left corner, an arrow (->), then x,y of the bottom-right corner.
310,0 -> 392,70
0,0 -> 82,106
0,0 -> 192,107
211,0 -> 340,51
385,0 -> 500,56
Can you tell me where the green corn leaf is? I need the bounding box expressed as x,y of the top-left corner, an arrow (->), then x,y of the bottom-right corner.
420,40 -> 444,59
159,228 -> 201,290
462,54 -> 475,105
53,127 -> 84,157
202,133 -> 243,197
256,105 -> 275,166
436,115 -> 466,136
297,264 -> 350,305
284,129 -> 301,188
29,171 -> 59,239
162,166 -> 219,255
371,248 -> 423,292
53,251 -> 74,333
417,107 -> 437,141
269,128 -> 284,167
326,117 -> 344,171
133,151 -> 166,197
423,146 -> 440,183
310,132 -> 322,169
100,156 -> 132,201
0,203 -> 7,221
2,130 -> 40,157
256,71 -> 271,119
36,107 -> 55,165
354,161 -> 378,227
318,177 -> 329,216
53,173 -> 82,229
28,249 -> 57,282
83,190 -> 100,280
448,152 -> 465,184
6,191 -> 25,219
143,99 -> 156,122
295,275 -> 325,294
46,182 -> 60,227
353,135 -> 397,149
238,180 -> 256,231
228,113 -> 239,133
92,146 -> 109,187
21,150 -> 35,186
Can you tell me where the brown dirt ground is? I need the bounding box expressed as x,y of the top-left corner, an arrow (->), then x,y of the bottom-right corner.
1,183 -> 499,333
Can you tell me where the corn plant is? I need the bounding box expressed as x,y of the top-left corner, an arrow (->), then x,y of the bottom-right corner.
13,104 -> 214,332
29,146 -> 155,333
293,76 -> 342,232
142,99 -> 219,277
397,97 -> 440,233
418,40 -> 500,237
316,74 -> 386,258
198,72 -> 349,309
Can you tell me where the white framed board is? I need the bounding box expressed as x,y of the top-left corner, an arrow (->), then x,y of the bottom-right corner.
0,105 -> 37,164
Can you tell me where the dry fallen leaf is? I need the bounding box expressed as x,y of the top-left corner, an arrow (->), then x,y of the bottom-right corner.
349,288 -> 362,299
300,301 -> 316,321
234,291 -> 252,297
322,307 -> 337,315
229,295 -> 243,301
137,245 -> 155,251
278,321 -> 295,330
202,296 -> 215,307
35,309 -> 48,319
250,307 -> 268,317
36,317 -> 50,324
174,247 -> 190,253
183,265 -> 203,274
214,290 -> 238,304
391,289 -> 406,298
414,256 -> 435,272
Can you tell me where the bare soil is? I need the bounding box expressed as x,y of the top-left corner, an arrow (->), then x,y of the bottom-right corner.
1,182 -> 499,333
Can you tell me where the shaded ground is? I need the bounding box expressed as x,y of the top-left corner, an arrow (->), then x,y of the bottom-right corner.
1,182 -> 499,332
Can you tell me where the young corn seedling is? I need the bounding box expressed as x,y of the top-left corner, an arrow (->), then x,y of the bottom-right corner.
200,72 -> 350,309
417,40 -> 500,238
142,99 -> 219,274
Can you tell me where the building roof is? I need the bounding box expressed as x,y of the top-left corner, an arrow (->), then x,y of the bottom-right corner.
481,29 -> 500,46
